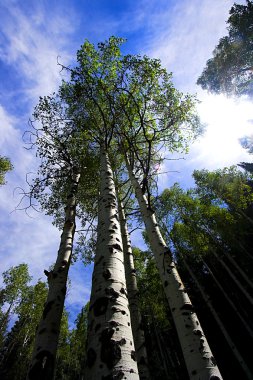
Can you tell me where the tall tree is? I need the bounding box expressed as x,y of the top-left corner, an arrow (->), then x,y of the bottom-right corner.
118,198 -> 150,380
63,39 -> 139,379
27,169 -> 80,380
60,35 -> 221,379
84,146 -> 139,379
124,155 -> 222,380
197,0 -> 253,97
29,36 -> 220,379
24,95 -> 97,380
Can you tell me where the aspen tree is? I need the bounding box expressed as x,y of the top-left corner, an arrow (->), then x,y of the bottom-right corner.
52,37 -> 221,379
124,155 -> 222,380
84,146 -> 139,379
27,170 -> 80,380
59,39 -> 139,378
24,95 -> 96,380
118,199 -> 150,379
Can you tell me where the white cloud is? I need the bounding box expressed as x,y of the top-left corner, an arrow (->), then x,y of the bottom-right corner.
0,106 -> 34,187
157,93 -> 253,190
192,94 -> 253,167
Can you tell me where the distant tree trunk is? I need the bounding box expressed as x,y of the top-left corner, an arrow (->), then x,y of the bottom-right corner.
125,157 -> 222,380
203,260 -> 253,339
84,147 -> 139,379
150,311 -> 171,380
212,250 -> 253,305
182,256 -> 253,380
225,253 -> 253,289
118,199 -> 150,380
202,227 -> 253,289
27,170 -> 80,380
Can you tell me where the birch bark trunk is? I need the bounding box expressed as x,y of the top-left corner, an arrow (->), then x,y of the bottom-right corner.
118,199 -> 150,380
84,147 -> 139,379
27,171 -> 80,380
182,256 -> 253,379
125,157 -> 222,380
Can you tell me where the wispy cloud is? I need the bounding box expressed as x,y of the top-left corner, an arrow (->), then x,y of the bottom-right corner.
133,0 -> 235,92
0,105 -> 61,280
0,1 -> 81,311
0,1 -> 76,104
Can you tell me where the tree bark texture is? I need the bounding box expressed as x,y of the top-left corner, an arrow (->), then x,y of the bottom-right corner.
118,200 -> 150,380
27,172 -> 80,380
126,158 -> 222,380
84,148 -> 139,380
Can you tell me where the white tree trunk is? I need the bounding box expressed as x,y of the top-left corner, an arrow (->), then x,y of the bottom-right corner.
126,159 -> 222,380
182,256 -> 253,380
27,172 -> 80,380
118,200 -> 150,380
84,148 -> 139,379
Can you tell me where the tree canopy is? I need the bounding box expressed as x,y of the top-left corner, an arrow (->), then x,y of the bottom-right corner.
197,0 -> 253,97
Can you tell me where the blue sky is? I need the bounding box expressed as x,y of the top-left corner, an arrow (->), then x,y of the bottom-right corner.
0,0 -> 252,327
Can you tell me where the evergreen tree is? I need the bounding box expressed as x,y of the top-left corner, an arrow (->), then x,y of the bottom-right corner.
197,0 -> 253,97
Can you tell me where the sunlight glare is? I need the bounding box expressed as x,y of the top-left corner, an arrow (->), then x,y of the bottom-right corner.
192,94 -> 253,168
